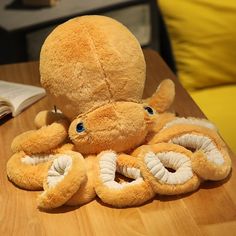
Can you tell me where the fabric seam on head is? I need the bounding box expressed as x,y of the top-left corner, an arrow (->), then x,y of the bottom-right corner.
84,26 -> 113,101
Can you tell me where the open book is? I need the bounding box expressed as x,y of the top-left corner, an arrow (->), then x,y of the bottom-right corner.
0,80 -> 46,118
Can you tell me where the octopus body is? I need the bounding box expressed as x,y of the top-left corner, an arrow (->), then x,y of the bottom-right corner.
7,79 -> 231,209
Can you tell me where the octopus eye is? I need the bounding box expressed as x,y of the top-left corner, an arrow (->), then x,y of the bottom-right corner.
76,122 -> 85,133
144,106 -> 154,115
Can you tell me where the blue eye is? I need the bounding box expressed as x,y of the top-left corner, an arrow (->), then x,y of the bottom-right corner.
76,122 -> 85,133
144,106 -> 154,115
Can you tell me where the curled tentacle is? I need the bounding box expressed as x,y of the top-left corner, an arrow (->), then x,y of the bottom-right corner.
160,117 -> 218,131
11,119 -> 69,155
6,144 -> 75,190
66,155 -> 97,206
95,151 -> 154,207
146,79 -> 175,113
7,151 -> 53,190
149,122 -> 231,181
132,143 -> 201,195
34,110 -> 67,128
37,151 -> 86,209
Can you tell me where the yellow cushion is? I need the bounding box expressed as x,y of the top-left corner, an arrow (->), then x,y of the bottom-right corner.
191,85 -> 236,153
158,0 -> 236,91
159,0 -> 236,153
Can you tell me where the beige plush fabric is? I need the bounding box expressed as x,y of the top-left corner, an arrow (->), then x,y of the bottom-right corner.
149,123 -> 232,181
40,15 -> 146,120
66,155 -> 97,206
37,151 -> 86,209
7,15 -> 231,209
11,119 -> 69,155
95,151 -> 155,207
34,110 -> 68,128
133,143 -> 201,195
69,102 -> 149,154
7,151 -> 51,190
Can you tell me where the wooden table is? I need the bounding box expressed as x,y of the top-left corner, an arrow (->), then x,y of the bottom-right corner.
0,49 -> 235,236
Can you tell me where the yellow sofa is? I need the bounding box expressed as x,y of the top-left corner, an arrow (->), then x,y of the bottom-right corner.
158,0 -> 236,153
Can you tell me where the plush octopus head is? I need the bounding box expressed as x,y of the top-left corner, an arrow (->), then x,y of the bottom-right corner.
40,15 -> 146,120
40,15 -> 175,154
69,79 -> 175,154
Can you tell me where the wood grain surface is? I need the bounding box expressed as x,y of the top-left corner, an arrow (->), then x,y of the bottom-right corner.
0,49 -> 235,236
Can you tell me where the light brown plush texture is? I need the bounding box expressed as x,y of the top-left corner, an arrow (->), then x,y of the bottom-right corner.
7,76 -> 231,208
66,155 -> 97,206
11,119 -> 69,155
34,110 -> 68,128
145,112 -> 176,142
7,78 -> 175,209
191,150 -> 230,181
149,124 -> 232,180
69,102 -> 150,154
7,15 -> 232,210
7,151 -> 52,190
95,152 -> 155,207
37,151 -> 86,209
147,79 -> 175,113
40,15 -> 146,120
132,143 -> 201,195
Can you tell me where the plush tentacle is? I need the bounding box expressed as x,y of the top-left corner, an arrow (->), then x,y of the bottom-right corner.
160,117 -> 218,131
37,151 -> 86,209
95,151 -> 154,207
66,155 -> 97,206
7,151 -> 53,190
132,143 -> 201,195
7,144 -> 75,190
34,110 -> 67,128
11,119 -> 69,155
149,122 -> 231,181
146,112 -> 176,142
146,79 -> 175,113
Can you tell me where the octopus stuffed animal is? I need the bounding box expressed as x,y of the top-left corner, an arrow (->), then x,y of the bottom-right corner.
7,16 -> 231,209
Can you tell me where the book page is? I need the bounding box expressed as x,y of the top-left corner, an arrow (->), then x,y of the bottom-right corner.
0,101 -> 11,119
0,80 -> 46,116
